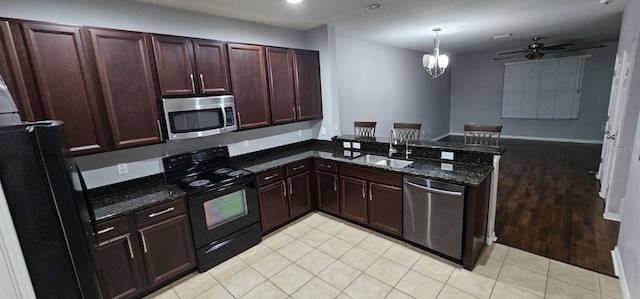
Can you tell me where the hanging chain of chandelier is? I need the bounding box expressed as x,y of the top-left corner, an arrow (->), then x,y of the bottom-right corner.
422,28 -> 449,79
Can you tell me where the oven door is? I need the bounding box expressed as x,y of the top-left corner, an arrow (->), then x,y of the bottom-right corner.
187,177 -> 260,249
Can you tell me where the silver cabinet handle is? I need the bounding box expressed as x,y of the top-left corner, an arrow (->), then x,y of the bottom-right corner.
189,74 -> 196,94
404,181 -> 463,196
140,231 -> 148,253
288,179 -> 293,195
148,207 -> 175,218
199,73 -> 205,92
292,107 -> 296,119
369,185 -> 373,201
125,235 -> 134,259
281,181 -> 286,197
297,106 -> 301,118
292,165 -> 305,171
237,112 -> 242,127
264,173 -> 279,181
156,120 -> 164,141
362,185 -> 365,199
97,226 -> 114,235
333,177 -> 337,192
320,163 -> 331,169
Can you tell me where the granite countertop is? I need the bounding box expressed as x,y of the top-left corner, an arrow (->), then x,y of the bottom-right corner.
335,135 -> 506,155
236,145 -> 493,187
90,175 -> 186,222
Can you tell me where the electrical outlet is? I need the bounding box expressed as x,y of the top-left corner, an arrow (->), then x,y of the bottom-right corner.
441,151 -> 454,160
243,140 -> 249,148
117,163 -> 128,175
297,129 -> 302,137
352,142 -> 361,149
321,126 -> 327,135
441,163 -> 454,171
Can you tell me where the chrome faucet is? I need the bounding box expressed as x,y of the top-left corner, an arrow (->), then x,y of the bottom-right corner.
405,139 -> 412,159
389,129 -> 397,156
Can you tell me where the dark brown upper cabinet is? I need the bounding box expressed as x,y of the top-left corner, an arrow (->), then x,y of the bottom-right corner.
293,49 -> 322,121
0,20 -> 34,121
227,43 -> 271,130
266,47 -> 323,124
86,28 -> 163,149
152,35 -> 231,96
21,22 -> 109,155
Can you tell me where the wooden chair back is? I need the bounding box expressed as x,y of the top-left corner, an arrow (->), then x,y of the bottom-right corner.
393,123 -> 421,141
464,124 -> 502,147
354,121 -> 377,137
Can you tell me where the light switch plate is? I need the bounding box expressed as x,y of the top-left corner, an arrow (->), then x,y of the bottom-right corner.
441,163 -> 454,171
243,140 -> 249,148
441,151 -> 454,160
344,150 -> 352,156
117,163 -> 128,175
343,142 -> 351,148
352,142 -> 361,149
321,126 -> 327,135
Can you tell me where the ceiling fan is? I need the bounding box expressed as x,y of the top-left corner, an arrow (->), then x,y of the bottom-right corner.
494,37 -> 604,60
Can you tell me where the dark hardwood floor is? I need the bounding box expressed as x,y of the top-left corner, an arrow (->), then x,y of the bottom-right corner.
441,136 -> 620,276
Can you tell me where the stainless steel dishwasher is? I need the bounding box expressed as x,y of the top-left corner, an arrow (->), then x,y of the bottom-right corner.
403,176 -> 465,260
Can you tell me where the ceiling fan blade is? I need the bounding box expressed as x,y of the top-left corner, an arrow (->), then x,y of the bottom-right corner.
541,43 -> 574,50
545,45 -> 606,53
498,49 -> 529,55
493,56 -> 518,61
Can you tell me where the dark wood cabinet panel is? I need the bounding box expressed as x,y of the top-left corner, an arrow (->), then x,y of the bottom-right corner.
258,180 -> 290,232
266,47 -> 296,124
339,176 -> 368,225
138,214 -> 196,286
227,43 -> 271,129
21,22 -> 108,155
316,171 -> 339,215
151,35 -> 196,96
93,234 -> 144,299
0,20 -> 33,121
288,171 -> 312,218
368,182 -> 403,237
293,49 -> 322,121
87,28 -> 162,149
193,39 -> 231,94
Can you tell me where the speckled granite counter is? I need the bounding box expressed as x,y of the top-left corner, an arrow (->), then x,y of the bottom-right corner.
232,141 -> 493,187
335,135 -> 506,155
90,175 -> 186,221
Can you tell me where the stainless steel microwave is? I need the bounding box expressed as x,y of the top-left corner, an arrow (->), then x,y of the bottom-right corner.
162,95 -> 237,140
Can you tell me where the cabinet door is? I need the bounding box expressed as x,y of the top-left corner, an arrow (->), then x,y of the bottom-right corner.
227,43 -> 271,129
21,22 -> 109,154
257,180 -> 290,232
151,35 -> 196,96
138,214 -> 196,286
192,39 -> 231,94
293,49 -> 322,121
339,176 -> 368,225
288,171 -> 312,218
368,182 -> 403,236
266,47 -> 296,124
316,171 -> 339,215
93,234 -> 144,299
87,28 -> 162,149
0,20 -> 33,121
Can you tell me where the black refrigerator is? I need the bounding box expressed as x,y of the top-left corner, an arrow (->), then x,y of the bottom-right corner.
0,121 -> 102,298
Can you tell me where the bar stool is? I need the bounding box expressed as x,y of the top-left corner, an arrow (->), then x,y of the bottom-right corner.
354,121 -> 377,137
463,124 -> 502,147
393,123 -> 421,141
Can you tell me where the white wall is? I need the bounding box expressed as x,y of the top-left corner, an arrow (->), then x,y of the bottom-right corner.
615,0 -> 640,298
0,0 -> 330,188
335,36 -> 451,140
449,42 -> 617,142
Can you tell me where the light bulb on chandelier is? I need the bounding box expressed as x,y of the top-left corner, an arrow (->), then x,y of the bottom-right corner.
423,28 -> 449,79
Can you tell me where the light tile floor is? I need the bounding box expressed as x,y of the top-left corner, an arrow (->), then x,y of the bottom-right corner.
146,212 -> 624,299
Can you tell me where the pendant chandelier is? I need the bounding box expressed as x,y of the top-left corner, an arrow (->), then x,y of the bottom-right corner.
422,28 -> 449,79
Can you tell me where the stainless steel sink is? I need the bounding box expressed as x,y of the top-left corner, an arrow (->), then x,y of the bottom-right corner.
352,154 -> 413,168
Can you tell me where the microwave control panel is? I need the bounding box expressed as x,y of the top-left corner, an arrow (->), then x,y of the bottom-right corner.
225,107 -> 235,126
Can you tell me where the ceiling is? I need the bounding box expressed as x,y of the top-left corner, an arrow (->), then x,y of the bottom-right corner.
133,0 -> 629,55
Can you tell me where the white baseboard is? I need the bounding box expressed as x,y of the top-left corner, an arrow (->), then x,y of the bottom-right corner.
448,132 -> 603,144
603,211 -> 622,222
611,246 -> 631,299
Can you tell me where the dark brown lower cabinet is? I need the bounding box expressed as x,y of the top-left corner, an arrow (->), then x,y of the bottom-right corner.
93,198 -> 196,299
339,176 -> 368,224
257,180 -> 290,232
287,171 -> 312,218
316,170 -> 339,215
368,182 -> 403,236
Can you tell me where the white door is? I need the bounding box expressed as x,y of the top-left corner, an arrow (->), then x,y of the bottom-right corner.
598,43 -> 636,200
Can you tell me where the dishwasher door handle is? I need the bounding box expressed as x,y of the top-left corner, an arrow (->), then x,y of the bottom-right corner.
404,181 -> 463,196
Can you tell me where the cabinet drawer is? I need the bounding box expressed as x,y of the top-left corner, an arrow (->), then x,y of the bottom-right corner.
256,167 -> 286,187
339,164 -> 402,187
315,159 -> 337,173
286,160 -> 311,176
134,198 -> 186,228
96,216 -> 130,244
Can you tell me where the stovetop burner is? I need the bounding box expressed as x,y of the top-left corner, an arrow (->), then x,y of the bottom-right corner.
189,179 -> 211,187
214,167 -> 233,175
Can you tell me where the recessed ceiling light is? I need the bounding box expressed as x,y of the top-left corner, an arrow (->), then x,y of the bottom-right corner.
493,33 -> 512,39
287,0 -> 302,4
365,3 -> 382,10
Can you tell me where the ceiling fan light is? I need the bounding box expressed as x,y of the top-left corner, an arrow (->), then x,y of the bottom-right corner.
438,55 -> 449,68
423,54 -> 435,68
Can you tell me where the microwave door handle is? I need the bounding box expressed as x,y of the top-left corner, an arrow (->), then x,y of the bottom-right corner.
222,108 -> 227,133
